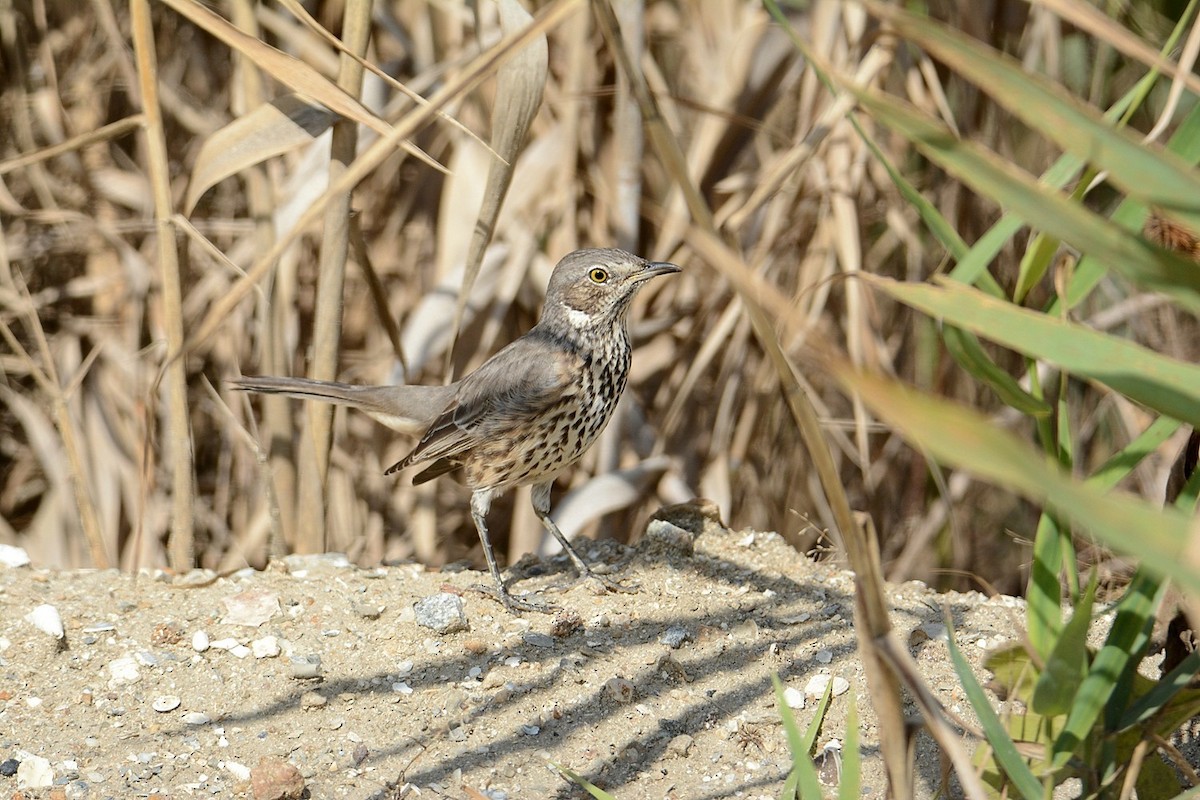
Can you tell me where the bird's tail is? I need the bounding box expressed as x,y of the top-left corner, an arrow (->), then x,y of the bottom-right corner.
230,375 -> 453,434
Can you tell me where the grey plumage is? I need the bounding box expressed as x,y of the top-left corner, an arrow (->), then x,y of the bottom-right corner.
232,248 -> 680,612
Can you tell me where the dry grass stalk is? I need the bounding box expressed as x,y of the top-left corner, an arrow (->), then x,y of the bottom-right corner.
130,0 -> 195,571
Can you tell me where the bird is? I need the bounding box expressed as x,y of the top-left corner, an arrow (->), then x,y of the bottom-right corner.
232,248 -> 681,613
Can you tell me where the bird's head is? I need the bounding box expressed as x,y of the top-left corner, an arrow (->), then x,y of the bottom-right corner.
541,248 -> 680,330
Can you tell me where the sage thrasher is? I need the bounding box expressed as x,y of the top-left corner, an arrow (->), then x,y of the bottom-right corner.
233,248 -> 680,612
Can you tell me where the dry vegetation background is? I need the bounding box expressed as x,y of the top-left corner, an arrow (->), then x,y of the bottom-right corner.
1,0 -> 1196,597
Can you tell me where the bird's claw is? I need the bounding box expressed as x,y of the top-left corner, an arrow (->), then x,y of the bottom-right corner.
470,582 -> 559,615
546,567 -> 640,596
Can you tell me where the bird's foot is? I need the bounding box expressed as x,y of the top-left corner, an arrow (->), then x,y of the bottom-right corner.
469,582 -> 559,615
547,564 -> 640,596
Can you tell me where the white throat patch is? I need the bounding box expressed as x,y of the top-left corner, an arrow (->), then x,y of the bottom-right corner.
562,306 -> 594,327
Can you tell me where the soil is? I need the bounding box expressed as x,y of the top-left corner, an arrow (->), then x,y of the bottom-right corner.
0,505 -> 1089,799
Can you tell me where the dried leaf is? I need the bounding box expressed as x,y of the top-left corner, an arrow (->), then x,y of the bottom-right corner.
185,94 -> 333,213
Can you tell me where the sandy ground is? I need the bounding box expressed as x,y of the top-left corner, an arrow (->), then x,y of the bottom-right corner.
0,506 -> 1054,799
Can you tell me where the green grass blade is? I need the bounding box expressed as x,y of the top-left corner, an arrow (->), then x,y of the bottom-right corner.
838,691 -> 860,800
870,277 -> 1200,428
773,673 -> 826,800
1051,571 -> 1165,768
867,3 -> 1200,232
1086,416 -> 1182,492
946,620 -> 1044,800
550,763 -> 617,800
1026,512 -> 1067,660
837,369 -> 1200,595
1031,577 -> 1095,716
842,86 -> 1200,311
1120,649 -> 1200,729
941,326 -> 1051,417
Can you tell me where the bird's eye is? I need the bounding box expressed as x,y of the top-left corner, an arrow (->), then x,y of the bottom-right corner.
588,267 -> 609,284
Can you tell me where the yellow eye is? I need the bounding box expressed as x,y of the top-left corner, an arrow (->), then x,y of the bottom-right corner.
588,267 -> 609,284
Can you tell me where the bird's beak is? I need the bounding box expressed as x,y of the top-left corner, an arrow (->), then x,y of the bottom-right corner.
635,261 -> 682,281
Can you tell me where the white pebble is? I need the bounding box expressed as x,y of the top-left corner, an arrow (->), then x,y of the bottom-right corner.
392,682 -> 413,695
192,631 -> 210,652
0,543 -> 31,568
152,695 -> 181,712
25,604 -> 64,640
181,711 -> 211,725
252,636 -> 280,658
107,657 -> 140,686
16,754 -> 53,789
223,760 -> 251,781
783,687 -> 806,709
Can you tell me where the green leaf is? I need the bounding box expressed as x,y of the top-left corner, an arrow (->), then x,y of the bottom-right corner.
841,87 -> 1200,312
869,277 -> 1200,428
1086,417 -> 1182,492
1014,232 -> 1061,305
947,622 -> 1044,800
866,3 -> 1200,233
550,763 -> 617,800
773,674 -> 826,800
1051,571 -> 1166,767
1031,578 -> 1095,716
838,692 -> 861,800
1120,649 -> 1200,731
941,326 -> 1051,417
836,370 -> 1200,595
1026,512 -> 1067,660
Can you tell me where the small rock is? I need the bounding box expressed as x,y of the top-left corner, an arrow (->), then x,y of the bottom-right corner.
220,589 -> 280,628
550,611 -> 582,638
659,625 -> 691,649
281,552 -> 351,576
463,639 -> 488,655
252,636 -> 281,659
192,631 -> 210,652
16,754 -> 53,789
224,760 -> 252,781
414,593 -> 468,634
353,603 -> 385,620
25,604 -> 64,640
107,657 -> 140,686
352,744 -> 368,767
522,632 -> 554,649
804,674 -> 850,698
655,653 -> 691,683
815,648 -> 833,664
150,623 -> 183,645
666,734 -> 694,758
300,691 -> 327,709
642,519 -> 695,555
250,756 -> 305,800
289,654 -> 322,679
181,711 -> 211,725
603,677 -> 635,704
0,758 -> 18,776
0,543 -> 31,568
152,695 -> 181,713
783,687 -> 805,709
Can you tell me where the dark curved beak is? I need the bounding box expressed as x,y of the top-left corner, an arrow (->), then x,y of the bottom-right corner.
636,261 -> 682,281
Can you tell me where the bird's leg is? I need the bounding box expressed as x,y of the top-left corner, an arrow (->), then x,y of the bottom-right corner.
530,482 -> 638,595
469,488 -> 556,614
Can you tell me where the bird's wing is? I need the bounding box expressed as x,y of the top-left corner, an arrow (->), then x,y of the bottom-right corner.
386,331 -> 579,474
